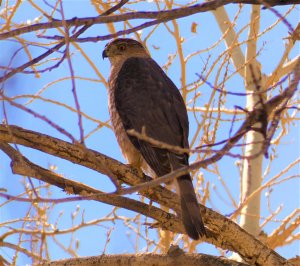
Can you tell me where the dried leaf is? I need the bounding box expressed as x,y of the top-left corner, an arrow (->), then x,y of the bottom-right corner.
191,22 -> 198,33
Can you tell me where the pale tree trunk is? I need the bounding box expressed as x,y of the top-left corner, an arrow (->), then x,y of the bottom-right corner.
240,5 -> 265,237
210,5 -> 245,79
211,4 -> 265,237
210,5 -> 265,263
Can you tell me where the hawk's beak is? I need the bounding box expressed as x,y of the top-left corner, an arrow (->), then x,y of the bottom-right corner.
102,49 -> 108,59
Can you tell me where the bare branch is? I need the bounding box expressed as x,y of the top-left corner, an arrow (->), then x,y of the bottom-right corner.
121,58 -> 299,195
0,142 -> 181,234
0,1 -> 298,263
0,0 -> 297,41
0,122 -> 291,265
0,0 -> 129,83
41,252 -> 251,266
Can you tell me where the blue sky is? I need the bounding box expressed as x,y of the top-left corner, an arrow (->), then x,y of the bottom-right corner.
0,1 -> 299,264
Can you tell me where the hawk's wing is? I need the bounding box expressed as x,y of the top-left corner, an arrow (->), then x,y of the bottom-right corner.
115,57 -> 206,240
115,57 -> 189,177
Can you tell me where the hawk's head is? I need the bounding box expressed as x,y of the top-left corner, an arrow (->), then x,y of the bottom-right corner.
102,38 -> 149,61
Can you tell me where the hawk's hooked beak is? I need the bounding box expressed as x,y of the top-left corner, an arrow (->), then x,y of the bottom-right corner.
102,49 -> 108,59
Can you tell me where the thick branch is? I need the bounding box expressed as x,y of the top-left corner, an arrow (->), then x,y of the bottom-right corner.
0,125 -> 288,265
0,0 -> 297,41
0,142 -> 184,234
0,124 -> 180,211
0,0 -> 297,84
1,53 -> 298,266
41,252 -> 250,266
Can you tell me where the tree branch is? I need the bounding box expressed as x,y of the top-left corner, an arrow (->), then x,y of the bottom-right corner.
41,252 -> 251,266
120,57 -> 299,196
0,0 -> 297,84
0,0 -> 129,83
0,34 -> 298,266
0,123 -> 290,265
0,0 -> 297,41
0,142 -> 184,235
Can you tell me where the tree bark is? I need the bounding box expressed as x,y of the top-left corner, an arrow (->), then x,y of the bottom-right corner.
40,252 -> 251,266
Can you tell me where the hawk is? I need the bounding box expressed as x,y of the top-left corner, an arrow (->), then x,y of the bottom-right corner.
102,38 -> 206,240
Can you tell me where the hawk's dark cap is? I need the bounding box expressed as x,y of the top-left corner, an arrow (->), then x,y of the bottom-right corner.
102,38 -> 145,59
106,38 -> 144,48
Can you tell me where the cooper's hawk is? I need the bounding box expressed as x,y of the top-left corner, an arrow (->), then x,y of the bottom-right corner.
102,38 -> 206,240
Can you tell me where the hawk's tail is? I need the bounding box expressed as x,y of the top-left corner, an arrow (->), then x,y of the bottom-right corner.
176,174 -> 206,240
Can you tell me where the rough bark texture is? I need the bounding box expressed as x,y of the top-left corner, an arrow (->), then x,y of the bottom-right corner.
0,124 -> 291,266
41,253 -> 251,266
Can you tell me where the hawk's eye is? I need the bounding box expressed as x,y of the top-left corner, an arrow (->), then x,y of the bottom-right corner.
118,44 -> 126,51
